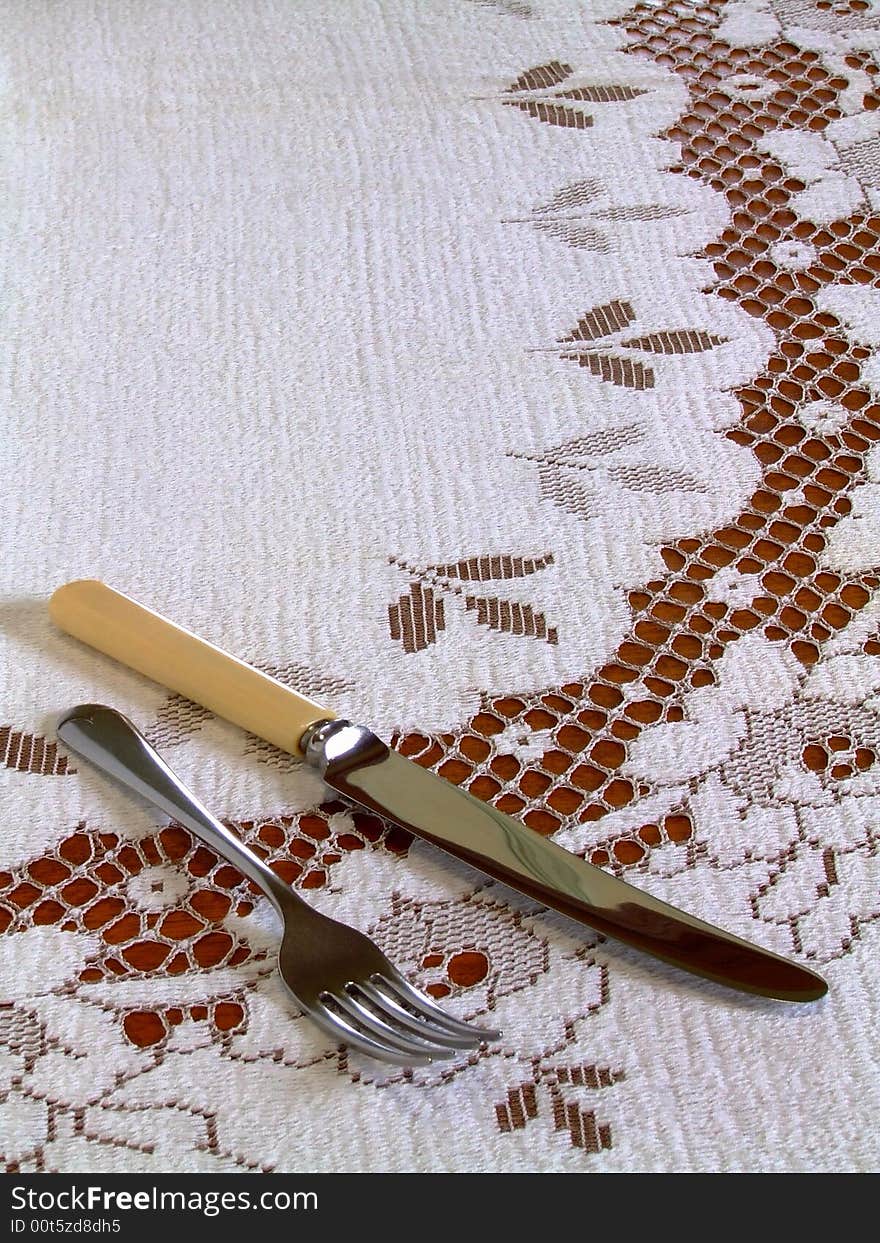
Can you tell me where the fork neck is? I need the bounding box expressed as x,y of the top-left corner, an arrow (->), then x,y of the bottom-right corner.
169,801 -> 294,917
57,705 -> 295,918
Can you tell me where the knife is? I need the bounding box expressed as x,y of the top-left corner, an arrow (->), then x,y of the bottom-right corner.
48,579 -> 827,1003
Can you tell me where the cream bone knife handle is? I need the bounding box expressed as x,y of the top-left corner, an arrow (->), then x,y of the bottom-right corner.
49,580 -> 333,755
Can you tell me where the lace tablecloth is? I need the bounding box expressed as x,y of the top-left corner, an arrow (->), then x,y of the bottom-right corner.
2,0 -> 879,1172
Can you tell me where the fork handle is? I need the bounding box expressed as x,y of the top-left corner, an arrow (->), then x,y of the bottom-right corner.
49,580 -> 333,755
56,704 -> 294,915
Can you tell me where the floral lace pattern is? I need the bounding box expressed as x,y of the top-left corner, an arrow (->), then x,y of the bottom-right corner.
2,0 -> 879,1171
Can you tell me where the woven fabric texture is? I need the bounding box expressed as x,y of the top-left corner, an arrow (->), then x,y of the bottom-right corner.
1,0 -> 879,1172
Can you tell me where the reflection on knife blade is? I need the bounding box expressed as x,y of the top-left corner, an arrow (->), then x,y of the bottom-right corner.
301,720 -> 828,1003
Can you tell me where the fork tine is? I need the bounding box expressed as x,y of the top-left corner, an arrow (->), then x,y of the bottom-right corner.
312,999 -> 435,1067
333,991 -> 456,1060
358,980 -> 481,1050
377,969 -> 502,1042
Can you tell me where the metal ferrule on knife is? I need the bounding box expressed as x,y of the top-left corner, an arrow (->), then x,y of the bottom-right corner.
48,580 -> 828,1004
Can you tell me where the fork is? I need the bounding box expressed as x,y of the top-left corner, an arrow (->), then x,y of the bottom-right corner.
56,704 -> 499,1065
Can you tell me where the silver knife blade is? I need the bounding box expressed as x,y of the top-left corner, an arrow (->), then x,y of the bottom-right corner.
302,720 -> 827,1003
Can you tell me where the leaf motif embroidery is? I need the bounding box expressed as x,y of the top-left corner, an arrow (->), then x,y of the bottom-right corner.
555,1105 -> 613,1154
496,1082 -> 539,1132
465,595 -> 558,644
388,583 -> 446,654
501,65 -> 649,129
549,303 -> 728,389
532,220 -> 611,251
592,204 -> 687,221
620,330 -> 727,354
495,1063 -> 623,1156
564,351 -> 655,389
506,100 -> 593,129
0,726 -> 74,775
559,301 -> 636,343
506,62 -> 572,93
509,178 -> 690,252
556,85 -> 648,102
510,425 -> 646,464
388,554 -> 558,650
426,552 -> 554,580
532,179 -> 604,214
146,696 -> 214,748
607,464 -> 710,493
468,0 -> 534,17
258,661 -> 355,698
